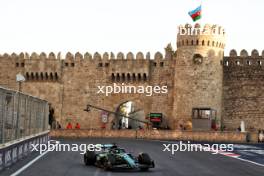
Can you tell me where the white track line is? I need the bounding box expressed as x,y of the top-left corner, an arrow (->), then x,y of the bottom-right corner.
203,147 -> 264,167
10,150 -> 49,176
235,157 -> 264,167
10,148 -> 50,176
10,140 -> 61,175
149,139 -> 264,167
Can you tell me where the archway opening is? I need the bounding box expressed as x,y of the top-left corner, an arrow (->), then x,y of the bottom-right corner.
114,101 -> 145,129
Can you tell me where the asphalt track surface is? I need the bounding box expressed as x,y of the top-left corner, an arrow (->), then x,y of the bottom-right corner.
1,138 -> 264,176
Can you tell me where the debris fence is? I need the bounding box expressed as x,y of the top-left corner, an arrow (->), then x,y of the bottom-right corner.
0,87 -> 49,144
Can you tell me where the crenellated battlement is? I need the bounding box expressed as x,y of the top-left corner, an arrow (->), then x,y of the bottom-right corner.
177,23 -> 226,49
228,49 -> 264,57
63,51 -> 166,60
0,51 -> 172,61
1,52 -> 60,60
0,51 -> 173,83
224,49 -> 264,67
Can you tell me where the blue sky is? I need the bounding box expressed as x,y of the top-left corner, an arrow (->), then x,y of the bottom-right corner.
0,0 -> 263,56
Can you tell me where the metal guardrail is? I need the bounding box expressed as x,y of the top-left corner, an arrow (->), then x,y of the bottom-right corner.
0,131 -> 49,171
0,86 -> 49,144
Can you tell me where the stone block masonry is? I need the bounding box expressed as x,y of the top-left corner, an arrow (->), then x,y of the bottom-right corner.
49,129 -> 258,143
0,23 -> 263,131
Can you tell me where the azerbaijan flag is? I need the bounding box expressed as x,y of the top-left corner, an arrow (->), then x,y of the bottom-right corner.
188,5 -> 202,22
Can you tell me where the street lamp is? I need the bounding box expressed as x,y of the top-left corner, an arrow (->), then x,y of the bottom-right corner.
15,73 -> 25,139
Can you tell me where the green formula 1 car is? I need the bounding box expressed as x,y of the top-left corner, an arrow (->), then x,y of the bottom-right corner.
84,144 -> 155,171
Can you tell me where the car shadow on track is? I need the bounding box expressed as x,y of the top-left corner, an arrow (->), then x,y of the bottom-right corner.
84,166 -> 156,173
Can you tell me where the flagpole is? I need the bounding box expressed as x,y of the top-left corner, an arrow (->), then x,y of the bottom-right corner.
200,0 -> 203,25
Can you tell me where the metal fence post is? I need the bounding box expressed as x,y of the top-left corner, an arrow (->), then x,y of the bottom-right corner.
25,96 -> 28,137
15,92 -> 21,140
12,93 -> 16,141
28,98 -> 32,135
5,93 -> 13,142
2,94 -> 6,144
0,93 -> 4,144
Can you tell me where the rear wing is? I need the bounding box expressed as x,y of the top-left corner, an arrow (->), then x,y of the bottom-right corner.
101,143 -> 117,149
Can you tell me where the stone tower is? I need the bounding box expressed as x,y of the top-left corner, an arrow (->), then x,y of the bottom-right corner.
173,23 -> 226,129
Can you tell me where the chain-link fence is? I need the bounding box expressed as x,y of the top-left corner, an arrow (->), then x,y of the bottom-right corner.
0,87 -> 49,144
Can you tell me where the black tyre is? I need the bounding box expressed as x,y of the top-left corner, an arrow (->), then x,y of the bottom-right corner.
138,153 -> 152,171
103,160 -> 111,171
107,154 -> 116,164
140,167 -> 149,171
84,151 -> 96,166
138,153 -> 151,165
103,155 -> 115,171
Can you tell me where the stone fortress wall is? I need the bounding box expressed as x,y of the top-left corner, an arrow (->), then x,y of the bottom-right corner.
223,49 -> 264,130
0,51 -> 175,129
0,23 -> 263,130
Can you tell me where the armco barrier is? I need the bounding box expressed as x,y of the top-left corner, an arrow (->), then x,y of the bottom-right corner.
49,130 -> 258,143
0,131 -> 49,171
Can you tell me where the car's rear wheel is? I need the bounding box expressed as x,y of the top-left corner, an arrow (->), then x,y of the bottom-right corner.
84,151 -> 96,166
138,153 -> 152,171
138,153 -> 151,164
140,167 -> 149,171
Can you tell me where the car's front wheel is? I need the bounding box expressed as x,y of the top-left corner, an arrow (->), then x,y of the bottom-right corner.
103,160 -> 112,171
84,151 -> 96,166
103,155 -> 115,171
